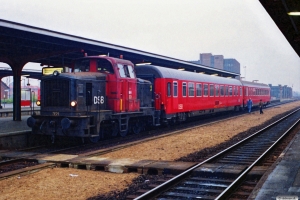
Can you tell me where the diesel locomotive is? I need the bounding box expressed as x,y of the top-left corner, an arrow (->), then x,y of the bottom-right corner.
27,56 -> 270,142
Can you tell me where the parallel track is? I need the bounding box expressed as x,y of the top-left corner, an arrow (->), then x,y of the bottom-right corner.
133,108 -> 300,199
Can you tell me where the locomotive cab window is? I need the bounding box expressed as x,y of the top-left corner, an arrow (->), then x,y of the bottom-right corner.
127,65 -> 136,78
97,59 -> 114,74
118,64 -> 128,78
78,84 -> 84,97
74,59 -> 90,72
117,64 -> 135,78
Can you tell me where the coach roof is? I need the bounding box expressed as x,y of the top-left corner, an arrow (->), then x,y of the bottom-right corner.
135,65 -> 242,85
241,80 -> 270,89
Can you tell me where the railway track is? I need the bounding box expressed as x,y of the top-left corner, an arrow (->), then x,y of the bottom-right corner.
0,101 -> 297,184
19,100 -> 295,157
132,108 -> 300,199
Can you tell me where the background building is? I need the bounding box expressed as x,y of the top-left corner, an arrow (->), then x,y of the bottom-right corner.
190,53 -> 241,75
269,84 -> 293,100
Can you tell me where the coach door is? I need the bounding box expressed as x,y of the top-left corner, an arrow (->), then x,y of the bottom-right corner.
164,79 -> 176,113
173,81 -> 178,111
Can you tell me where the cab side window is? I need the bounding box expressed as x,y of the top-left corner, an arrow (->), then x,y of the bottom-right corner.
118,64 -> 127,78
127,65 -> 136,78
74,59 -> 90,72
117,64 -> 135,78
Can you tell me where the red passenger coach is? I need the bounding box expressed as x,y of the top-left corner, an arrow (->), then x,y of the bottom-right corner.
136,65 -> 244,122
241,81 -> 271,107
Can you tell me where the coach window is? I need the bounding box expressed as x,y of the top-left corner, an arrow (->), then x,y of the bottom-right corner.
220,85 -> 224,96
229,86 -> 232,96
210,84 -> 214,97
196,83 -> 202,97
173,82 -> 178,97
215,85 -> 219,97
225,85 -> 228,96
182,82 -> 187,97
240,87 -> 242,96
188,82 -> 195,97
167,82 -> 171,97
204,84 -> 208,96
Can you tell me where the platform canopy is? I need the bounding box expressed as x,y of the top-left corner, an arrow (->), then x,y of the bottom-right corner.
0,19 -> 241,120
0,19 -> 239,77
259,0 -> 300,57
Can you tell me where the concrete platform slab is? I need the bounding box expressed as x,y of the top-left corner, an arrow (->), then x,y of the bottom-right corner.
251,133 -> 300,199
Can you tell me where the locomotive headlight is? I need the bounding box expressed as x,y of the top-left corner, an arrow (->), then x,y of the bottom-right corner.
53,70 -> 60,76
70,100 -> 77,107
36,100 -> 41,106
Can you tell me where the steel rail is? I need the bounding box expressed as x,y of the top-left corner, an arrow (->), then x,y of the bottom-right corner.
215,114 -> 300,199
134,108 -> 300,199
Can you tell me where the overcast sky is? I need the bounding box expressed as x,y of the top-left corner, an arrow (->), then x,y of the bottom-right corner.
1,0 -> 300,91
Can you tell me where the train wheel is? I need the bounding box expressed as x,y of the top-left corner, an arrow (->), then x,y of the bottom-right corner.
89,125 -> 105,143
119,129 -> 128,137
111,121 -> 119,137
132,123 -> 142,134
89,136 -> 99,143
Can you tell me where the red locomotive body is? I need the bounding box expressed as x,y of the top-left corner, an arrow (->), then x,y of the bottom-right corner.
74,56 -> 140,112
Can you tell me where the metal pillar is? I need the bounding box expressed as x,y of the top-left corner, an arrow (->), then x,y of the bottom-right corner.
0,77 -> 2,109
12,65 -> 23,121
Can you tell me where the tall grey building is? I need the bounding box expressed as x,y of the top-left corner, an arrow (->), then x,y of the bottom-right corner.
189,53 -> 241,75
200,53 -> 213,67
213,55 -> 224,70
223,58 -> 240,74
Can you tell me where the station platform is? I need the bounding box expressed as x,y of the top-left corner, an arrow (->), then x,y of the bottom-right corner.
251,130 -> 300,199
0,115 -> 31,135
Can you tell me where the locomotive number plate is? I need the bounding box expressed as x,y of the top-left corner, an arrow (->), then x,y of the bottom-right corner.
52,112 -> 59,116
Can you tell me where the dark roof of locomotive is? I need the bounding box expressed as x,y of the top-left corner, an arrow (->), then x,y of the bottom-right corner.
135,65 -> 242,85
240,80 -> 270,89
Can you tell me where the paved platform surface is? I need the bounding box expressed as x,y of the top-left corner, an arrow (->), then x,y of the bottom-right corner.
0,115 -> 31,134
0,105 -> 36,134
251,130 -> 300,199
